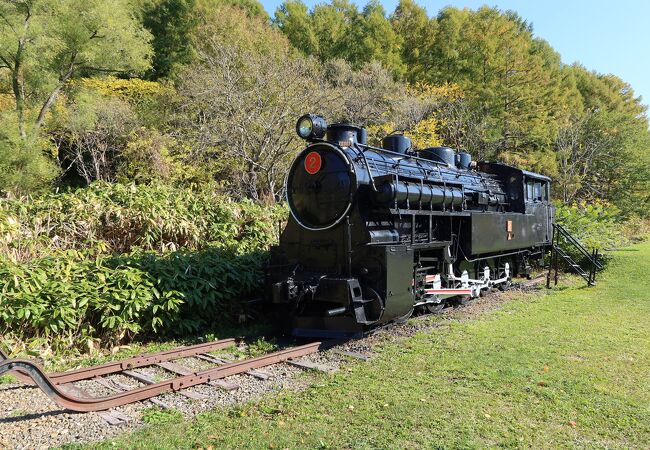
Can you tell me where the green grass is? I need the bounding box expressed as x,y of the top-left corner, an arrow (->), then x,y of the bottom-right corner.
141,407 -> 185,425
83,243 -> 650,449
0,374 -> 16,384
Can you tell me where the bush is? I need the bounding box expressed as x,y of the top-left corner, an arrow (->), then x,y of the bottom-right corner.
0,181 -> 286,261
619,216 -> 650,243
0,247 -> 267,349
554,201 -> 622,251
0,182 -> 287,350
0,252 -> 176,349
0,134 -> 59,196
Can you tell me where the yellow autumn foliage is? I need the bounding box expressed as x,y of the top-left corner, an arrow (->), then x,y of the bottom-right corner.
75,76 -> 171,100
407,82 -> 464,102
406,116 -> 442,149
366,82 -> 463,149
0,93 -> 14,112
365,122 -> 395,147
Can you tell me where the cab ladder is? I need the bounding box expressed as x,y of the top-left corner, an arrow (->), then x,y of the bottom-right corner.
547,223 -> 603,287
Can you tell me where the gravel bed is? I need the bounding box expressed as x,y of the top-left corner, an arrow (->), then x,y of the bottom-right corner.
0,280 -> 543,449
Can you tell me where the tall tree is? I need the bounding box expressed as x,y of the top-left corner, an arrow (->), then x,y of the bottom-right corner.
274,0 -> 404,76
422,6 -> 580,162
0,0 -> 152,139
354,0 -> 405,77
140,0 -> 198,80
273,0 -> 317,56
555,65 -> 650,215
198,0 -> 268,19
390,0 -> 432,82
178,5 -> 323,200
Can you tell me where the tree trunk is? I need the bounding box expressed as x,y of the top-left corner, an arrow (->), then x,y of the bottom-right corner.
11,5 -> 33,140
35,56 -> 77,131
35,82 -> 65,130
12,71 -> 26,139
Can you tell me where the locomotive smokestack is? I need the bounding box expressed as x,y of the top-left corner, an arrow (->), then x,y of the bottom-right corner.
327,123 -> 365,146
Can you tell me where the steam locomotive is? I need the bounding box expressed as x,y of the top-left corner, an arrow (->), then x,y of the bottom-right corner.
268,114 -> 554,337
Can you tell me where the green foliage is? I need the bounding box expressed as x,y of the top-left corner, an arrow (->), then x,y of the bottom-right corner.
115,128 -> 175,184
193,1 -> 290,57
0,252 -> 171,347
274,1 -> 650,217
0,375 -> 16,385
274,0 -> 405,76
47,77 -> 181,186
0,244 -> 270,348
0,135 -> 58,195
0,182 -> 285,348
142,407 -> 184,425
137,0 -> 270,80
555,66 -> 650,217
425,7 -> 574,156
554,201 -> 622,251
0,181 -> 284,261
198,0 -> 269,19
73,77 -> 177,129
0,0 -> 153,140
1,0 -> 646,217
141,0 -> 199,79
390,0 -> 431,82
178,20 -> 318,200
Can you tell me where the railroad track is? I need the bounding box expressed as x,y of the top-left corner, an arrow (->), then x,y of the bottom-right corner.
0,339 -> 336,415
0,277 -> 545,419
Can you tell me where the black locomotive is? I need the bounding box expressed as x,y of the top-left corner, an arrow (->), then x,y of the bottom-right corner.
268,114 -> 554,337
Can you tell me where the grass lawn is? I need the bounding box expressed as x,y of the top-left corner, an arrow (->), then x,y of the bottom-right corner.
83,243 -> 650,449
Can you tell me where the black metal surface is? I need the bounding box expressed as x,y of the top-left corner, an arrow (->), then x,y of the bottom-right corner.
274,115 -> 558,336
421,147 -> 456,166
287,144 -> 355,230
382,135 -> 411,154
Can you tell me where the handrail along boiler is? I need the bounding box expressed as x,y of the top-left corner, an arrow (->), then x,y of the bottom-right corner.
268,114 -> 554,337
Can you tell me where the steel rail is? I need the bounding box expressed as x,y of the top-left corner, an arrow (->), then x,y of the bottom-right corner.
0,341 -> 322,412
0,338 -> 236,385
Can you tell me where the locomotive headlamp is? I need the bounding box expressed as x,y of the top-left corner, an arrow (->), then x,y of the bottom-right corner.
296,114 -> 327,140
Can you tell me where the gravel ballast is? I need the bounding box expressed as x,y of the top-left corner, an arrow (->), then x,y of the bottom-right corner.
0,282 -> 543,449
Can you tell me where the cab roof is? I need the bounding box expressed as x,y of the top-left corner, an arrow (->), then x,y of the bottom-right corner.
521,169 -> 552,182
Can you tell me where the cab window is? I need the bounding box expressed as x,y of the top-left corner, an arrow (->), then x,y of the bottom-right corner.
526,180 -> 534,201
534,182 -> 542,201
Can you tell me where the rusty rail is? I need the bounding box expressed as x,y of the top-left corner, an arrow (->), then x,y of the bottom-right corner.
0,338 -> 236,385
0,341 -> 323,412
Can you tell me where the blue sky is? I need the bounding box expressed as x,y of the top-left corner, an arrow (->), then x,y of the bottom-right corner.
259,0 -> 650,108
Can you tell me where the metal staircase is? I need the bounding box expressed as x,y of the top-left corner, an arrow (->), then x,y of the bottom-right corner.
547,223 -> 603,287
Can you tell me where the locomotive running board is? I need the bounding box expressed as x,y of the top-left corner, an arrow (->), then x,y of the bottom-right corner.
423,288 -> 473,299
0,341 -> 323,412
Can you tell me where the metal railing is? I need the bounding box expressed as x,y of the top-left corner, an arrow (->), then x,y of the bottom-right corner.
547,223 -> 602,287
